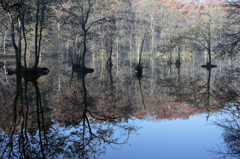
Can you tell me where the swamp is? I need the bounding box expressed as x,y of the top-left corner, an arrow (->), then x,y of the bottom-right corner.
1,0 -> 240,158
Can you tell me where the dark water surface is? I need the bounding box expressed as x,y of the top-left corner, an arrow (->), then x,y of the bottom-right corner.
0,51 -> 240,159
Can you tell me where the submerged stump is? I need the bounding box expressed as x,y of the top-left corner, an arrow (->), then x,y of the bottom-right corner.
8,67 -> 50,81
0,62 -> 3,67
135,64 -> 143,78
175,60 -> 181,68
106,60 -> 113,70
201,63 -> 217,70
167,60 -> 173,65
72,64 -> 94,73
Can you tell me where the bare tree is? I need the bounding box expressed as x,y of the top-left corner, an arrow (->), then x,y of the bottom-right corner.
61,0 -> 115,71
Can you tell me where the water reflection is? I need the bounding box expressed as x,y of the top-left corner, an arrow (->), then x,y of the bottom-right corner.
0,71 -> 51,158
0,68 -> 138,158
209,104 -> 240,158
52,71 -> 138,158
159,67 -> 222,114
1,52 -> 240,158
207,71 -> 240,158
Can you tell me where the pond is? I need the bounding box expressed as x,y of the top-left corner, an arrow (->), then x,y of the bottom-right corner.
0,50 -> 239,159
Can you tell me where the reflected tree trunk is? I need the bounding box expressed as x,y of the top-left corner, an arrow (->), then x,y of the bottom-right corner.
138,76 -> 146,110
1,74 -> 21,158
206,69 -> 211,120
176,65 -> 181,95
151,56 -> 154,94
177,66 -> 180,84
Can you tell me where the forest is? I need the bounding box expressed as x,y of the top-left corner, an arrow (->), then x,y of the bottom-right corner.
1,0 -> 240,158
0,0 -> 239,71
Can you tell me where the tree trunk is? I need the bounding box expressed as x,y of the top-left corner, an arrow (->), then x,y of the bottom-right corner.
208,42 -> 211,64
22,12 -> 28,69
177,45 -> 180,61
81,29 -> 87,69
92,52 -> 95,69
220,58 -> 222,76
17,15 -> 22,69
117,37 -> 119,72
58,23 -> 60,31
137,40 -> 140,65
151,15 -> 154,51
8,12 -> 20,71
3,32 -> 6,54
34,0 -> 40,69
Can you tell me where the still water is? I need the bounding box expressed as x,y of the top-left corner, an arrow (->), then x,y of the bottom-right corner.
0,50 -> 239,159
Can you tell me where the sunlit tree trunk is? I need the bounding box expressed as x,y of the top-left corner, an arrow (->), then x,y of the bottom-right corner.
220,58 -> 222,76
92,52 -> 95,69
3,32 -> 6,54
117,37 -> 119,72
58,23 -> 60,31
151,15 -> 154,51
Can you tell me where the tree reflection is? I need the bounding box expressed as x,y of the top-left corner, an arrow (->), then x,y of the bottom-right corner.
135,70 -> 146,110
159,65 -> 240,158
207,73 -> 240,158
0,68 -> 139,158
209,106 -> 240,158
51,71 -> 138,158
159,66 -> 222,118
0,70 -> 50,158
